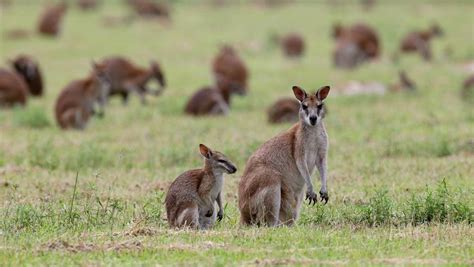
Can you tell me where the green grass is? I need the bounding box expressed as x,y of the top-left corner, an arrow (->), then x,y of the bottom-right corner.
1,1 -> 473,265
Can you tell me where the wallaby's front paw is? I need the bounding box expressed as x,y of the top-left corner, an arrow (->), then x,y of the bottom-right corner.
217,210 -> 224,221
306,190 -> 317,206
319,190 -> 329,204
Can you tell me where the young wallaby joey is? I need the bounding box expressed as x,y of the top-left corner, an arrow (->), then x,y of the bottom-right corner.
239,85 -> 330,227
165,144 -> 237,229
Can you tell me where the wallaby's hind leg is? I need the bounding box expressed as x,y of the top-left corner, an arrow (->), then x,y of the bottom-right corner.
249,182 -> 281,227
279,188 -> 304,226
120,91 -> 129,105
176,203 -> 199,229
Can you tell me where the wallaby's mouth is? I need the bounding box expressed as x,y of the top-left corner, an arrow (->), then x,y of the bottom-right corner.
225,165 -> 237,174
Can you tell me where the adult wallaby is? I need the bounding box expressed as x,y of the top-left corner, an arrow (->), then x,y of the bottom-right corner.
165,144 -> 237,229
239,85 -> 330,227
54,63 -> 110,130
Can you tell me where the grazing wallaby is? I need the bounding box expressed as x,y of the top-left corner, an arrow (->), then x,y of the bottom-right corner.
10,55 -> 44,97
389,71 -> 416,92
165,144 -> 237,229
37,2 -> 68,37
127,0 -> 170,19
99,56 -> 166,105
400,24 -> 443,61
54,63 -> 110,130
184,85 -> 230,116
0,68 -> 29,107
212,45 -> 249,96
273,33 -> 305,58
267,97 -> 300,124
239,85 -> 330,227
332,23 -> 380,69
77,0 -> 98,10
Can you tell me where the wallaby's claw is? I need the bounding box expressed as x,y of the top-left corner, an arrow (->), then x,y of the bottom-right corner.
306,191 -> 317,206
217,210 -> 224,222
320,191 -> 329,204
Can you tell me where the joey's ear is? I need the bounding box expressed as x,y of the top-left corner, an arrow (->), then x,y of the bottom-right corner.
199,144 -> 212,159
292,86 -> 307,102
316,86 -> 330,101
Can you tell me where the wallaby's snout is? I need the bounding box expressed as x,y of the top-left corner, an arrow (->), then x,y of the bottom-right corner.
293,85 -> 330,127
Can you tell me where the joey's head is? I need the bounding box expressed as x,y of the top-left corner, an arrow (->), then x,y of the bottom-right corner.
199,144 -> 237,174
293,85 -> 330,127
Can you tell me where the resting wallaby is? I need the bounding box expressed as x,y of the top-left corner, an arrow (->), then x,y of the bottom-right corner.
54,63 -> 110,130
37,2 -> 68,37
165,144 -> 237,229
0,68 -> 29,107
239,85 -> 330,227
267,97 -> 300,124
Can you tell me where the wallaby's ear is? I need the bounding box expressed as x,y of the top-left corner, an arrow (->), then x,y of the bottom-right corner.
316,86 -> 330,101
292,86 -> 307,102
199,144 -> 212,159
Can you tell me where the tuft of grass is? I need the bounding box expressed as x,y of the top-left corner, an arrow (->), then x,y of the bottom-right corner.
64,144 -> 113,171
12,106 -> 51,129
28,140 -> 60,170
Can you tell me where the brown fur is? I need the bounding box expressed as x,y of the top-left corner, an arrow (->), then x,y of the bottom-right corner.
400,24 -> 443,61
212,45 -> 249,95
10,55 -> 44,97
4,29 -> 31,40
165,144 -> 237,229
127,0 -> 169,18
333,23 -> 380,69
54,64 -> 110,130
37,2 -> 68,37
0,68 -> 28,107
239,86 -> 330,226
184,85 -> 230,116
278,33 -> 305,58
267,97 -> 299,124
77,0 -> 98,10
99,56 -> 165,104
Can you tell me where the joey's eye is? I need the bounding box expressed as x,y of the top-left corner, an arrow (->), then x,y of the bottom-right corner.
302,104 -> 308,110
217,160 -> 226,163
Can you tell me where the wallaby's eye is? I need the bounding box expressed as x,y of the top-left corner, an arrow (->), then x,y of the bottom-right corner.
217,159 -> 227,164
317,104 -> 323,109
302,104 -> 308,110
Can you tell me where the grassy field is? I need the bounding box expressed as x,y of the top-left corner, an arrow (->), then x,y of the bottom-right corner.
1,1 -> 473,265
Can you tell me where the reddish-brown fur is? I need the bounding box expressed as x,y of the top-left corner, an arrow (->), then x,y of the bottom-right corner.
184,85 -> 230,116
0,68 -> 28,107
212,45 -> 249,95
77,0 -> 98,10
37,2 -> 68,37
400,24 -> 443,61
99,56 -> 165,104
127,0 -> 169,18
333,23 -> 380,68
10,55 -> 44,97
55,65 -> 109,130
267,97 -> 299,124
278,33 -> 305,58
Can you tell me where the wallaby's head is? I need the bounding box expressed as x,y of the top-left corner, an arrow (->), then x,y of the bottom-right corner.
150,60 -> 166,88
199,144 -> 237,174
10,55 -> 38,82
430,23 -> 443,37
90,61 -> 111,106
293,85 -> 330,127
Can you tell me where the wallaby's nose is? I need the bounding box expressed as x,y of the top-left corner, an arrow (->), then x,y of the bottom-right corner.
227,165 -> 237,174
309,116 -> 317,125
